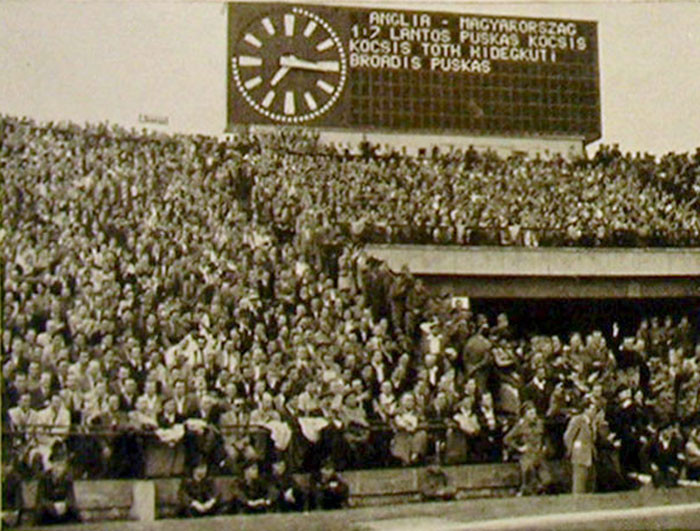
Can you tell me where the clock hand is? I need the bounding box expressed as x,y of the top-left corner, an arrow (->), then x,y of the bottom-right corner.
280,55 -> 340,73
270,66 -> 291,87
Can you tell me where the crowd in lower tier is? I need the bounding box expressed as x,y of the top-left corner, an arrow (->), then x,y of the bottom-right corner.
2,116 -> 700,526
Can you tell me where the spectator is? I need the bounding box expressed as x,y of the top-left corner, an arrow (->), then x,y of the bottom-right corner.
390,393 -> 428,466
1,457 -> 23,528
420,461 -> 457,501
27,394 -> 71,473
564,402 -> 599,494
312,459 -> 350,510
233,461 -> 273,514
177,461 -> 221,518
504,402 -> 547,496
650,425 -> 684,488
684,427 -> 700,481
269,459 -> 306,512
35,447 -> 80,525
2,115 -> 700,509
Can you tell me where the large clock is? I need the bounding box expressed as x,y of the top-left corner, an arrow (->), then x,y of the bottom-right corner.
231,6 -> 348,124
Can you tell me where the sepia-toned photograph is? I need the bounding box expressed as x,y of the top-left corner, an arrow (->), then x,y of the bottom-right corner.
1,1 -> 699,529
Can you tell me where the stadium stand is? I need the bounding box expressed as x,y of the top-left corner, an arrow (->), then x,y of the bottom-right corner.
2,115 -> 700,524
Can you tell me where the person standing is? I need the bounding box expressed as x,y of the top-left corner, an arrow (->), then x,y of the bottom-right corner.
564,402 -> 598,494
504,401 -> 547,496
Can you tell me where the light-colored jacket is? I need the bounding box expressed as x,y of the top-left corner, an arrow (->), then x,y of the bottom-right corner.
564,413 -> 596,467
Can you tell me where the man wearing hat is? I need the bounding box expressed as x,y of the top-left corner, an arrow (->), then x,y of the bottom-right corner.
504,401 -> 546,496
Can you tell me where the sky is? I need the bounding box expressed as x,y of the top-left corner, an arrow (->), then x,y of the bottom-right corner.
1,0 -> 698,155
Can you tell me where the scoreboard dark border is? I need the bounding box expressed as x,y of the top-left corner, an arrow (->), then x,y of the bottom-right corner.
227,3 -> 601,142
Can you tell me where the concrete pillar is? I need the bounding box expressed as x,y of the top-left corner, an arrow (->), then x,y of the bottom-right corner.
130,481 -> 156,521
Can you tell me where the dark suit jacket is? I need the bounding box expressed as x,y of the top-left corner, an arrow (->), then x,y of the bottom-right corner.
118,392 -> 138,413
178,477 -> 217,508
30,386 -> 54,410
522,379 -> 553,416
171,395 -> 198,420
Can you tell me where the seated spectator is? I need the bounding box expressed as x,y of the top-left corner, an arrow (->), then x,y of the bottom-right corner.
7,393 -> 32,464
420,461 -> 457,501
650,425 -> 684,488
177,461 -> 221,518
339,391 -> 371,469
158,399 -> 181,429
35,447 -> 80,525
390,393 -> 428,466
312,459 -> 350,510
232,461 -> 273,514
171,380 -> 197,421
184,393 -> 225,470
219,398 -> 252,471
685,427 -> 700,481
269,459 -> 306,512
30,372 -> 55,410
27,394 -> 71,473
128,396 -> 159,431
141,380 -> 163,419
117,378 -> 139,413
1,457 -> 23,528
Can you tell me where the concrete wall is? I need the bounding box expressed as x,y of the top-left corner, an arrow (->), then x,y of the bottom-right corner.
427,276 -> 700,299
366,245 -> 700,298
19,462 -> 567,522
366,245 -> 700,278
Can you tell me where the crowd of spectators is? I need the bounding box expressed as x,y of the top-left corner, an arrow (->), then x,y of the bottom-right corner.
2,115 -> 700,518
250,138 -> 700,248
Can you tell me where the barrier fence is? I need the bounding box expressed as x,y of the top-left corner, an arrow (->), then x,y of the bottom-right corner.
3,418 -> 554,480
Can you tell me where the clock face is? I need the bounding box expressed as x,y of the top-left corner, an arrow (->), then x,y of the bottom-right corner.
231,6 -> 347,124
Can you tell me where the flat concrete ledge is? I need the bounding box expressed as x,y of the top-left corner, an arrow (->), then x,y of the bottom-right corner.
28,487 -> 700,531
20,479 -> 134,523
426,275 -> 700,298
17,462 -> 567,523
366,245 -> 700,278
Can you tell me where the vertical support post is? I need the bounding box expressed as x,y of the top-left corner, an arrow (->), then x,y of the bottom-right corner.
130,481 -> 156,521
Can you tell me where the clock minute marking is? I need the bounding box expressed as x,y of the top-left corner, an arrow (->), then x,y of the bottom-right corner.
270,66 -> 291,87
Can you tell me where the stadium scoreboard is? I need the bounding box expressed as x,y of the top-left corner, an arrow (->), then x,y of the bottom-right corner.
228,3 -> 601,141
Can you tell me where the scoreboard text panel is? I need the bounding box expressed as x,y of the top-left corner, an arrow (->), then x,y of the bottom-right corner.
228,3 -> 600,140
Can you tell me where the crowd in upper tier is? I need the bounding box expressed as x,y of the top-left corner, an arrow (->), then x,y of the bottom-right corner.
248,136 -> 700,248
2,116 -> 700,506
